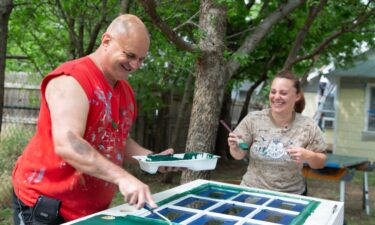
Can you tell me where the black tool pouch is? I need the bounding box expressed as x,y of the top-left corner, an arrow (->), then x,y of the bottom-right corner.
32,195 -> 62,224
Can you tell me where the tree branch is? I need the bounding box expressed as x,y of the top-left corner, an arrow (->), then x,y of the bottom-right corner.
173,10 -> 200,31
55,0 -> 78,58
287,7 -> 375,67
245,0 -> 256,10
86,0 -> 108,55
5,55 -> 29,59
227,0 -> 306,79
237,55 -> 275,123
29,29 -> 55,69
78,15 -> 84,57
300,58 -> 317,86
282,0 -> 328,70
13,38 -> 44,77
138,0 -> 196,52
226,27 -> 255,40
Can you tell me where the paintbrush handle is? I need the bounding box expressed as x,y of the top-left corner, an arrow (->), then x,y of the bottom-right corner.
144,202 -> 154,212
144,202 -> 172,224
220,120 -> 233,133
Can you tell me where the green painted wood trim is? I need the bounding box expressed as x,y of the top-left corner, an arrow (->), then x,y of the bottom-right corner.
156,182 -> 321,224
71,214 -> 178,225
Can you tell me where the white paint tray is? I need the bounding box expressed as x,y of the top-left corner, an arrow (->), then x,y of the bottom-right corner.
133,152 -> 220,174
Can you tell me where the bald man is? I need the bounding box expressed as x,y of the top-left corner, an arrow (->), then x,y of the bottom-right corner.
12,14 -> 174,224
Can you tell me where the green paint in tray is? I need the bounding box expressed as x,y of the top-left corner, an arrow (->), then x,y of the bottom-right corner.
146,152 -> 215,162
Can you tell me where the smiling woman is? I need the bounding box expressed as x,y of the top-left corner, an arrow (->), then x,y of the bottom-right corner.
227,70 -> 327,196
271,71 -> 305,115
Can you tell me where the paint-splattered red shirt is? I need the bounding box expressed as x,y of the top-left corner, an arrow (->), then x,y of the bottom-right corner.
12,56 -> 137,221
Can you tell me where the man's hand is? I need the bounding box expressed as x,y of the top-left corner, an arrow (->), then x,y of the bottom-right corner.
117,175 -> 157,209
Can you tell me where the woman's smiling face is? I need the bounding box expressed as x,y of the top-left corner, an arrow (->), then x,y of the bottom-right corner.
269,77 -> 301,115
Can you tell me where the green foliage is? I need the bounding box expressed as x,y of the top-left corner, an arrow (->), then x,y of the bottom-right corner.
4,0 -> 375,150
6,0 -> 198,123
6,0 -> 120,76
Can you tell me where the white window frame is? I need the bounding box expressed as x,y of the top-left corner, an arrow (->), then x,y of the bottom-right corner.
322,117 -> 334,130
365,83 -> 375,132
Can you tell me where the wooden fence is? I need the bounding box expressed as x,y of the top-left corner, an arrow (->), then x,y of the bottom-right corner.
2,82 -> 40,125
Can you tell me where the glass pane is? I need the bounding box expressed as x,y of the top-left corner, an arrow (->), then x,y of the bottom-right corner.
368,116 -> 375,131
222,206 -> 244,216
323,120 -> 334,129
209,191 -> 226,198
244,196 -> 262,204
204,220 -> 225,225
183,199 -> 212,209
323,96 -> 334,111
164,211 -> 183,220
370,87 -> 375,109
265,214 -> 282,223
368,87 -> 375,130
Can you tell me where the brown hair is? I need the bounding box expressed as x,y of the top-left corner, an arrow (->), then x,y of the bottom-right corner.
274,70 -> 305,113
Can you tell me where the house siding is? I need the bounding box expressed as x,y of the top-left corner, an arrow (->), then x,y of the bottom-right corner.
335,77 -> 375,161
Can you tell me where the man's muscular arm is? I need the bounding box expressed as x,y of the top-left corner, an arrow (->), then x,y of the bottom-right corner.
46,76 -> 156,209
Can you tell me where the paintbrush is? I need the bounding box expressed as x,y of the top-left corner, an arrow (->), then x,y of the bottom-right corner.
144,202 -> 172,225
219,120 -> 249,150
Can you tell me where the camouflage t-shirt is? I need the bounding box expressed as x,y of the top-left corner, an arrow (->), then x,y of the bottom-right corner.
234,108 -> 327,194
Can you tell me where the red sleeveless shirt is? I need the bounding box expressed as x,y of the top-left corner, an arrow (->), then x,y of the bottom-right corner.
12,57 -> 137,221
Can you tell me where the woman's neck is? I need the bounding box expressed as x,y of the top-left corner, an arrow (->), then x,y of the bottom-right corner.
270,110 -> 295,128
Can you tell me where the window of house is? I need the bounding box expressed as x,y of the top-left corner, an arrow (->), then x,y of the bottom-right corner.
320,93 -> 335,130
366,84 -> 375,132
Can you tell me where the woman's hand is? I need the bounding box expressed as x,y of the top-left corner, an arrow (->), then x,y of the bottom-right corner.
287,147 -> 309,164
228,132 -> 240,149
228,132 -> 248,160
287,148 -> 327,168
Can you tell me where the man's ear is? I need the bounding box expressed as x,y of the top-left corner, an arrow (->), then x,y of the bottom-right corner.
101,33 -> 112,47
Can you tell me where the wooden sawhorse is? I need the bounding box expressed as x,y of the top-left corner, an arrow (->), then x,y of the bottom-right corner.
303,154 -> 373,215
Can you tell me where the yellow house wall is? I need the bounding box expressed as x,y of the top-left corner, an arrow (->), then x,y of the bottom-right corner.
335,78 -> 375,161
303,93 -> 317,118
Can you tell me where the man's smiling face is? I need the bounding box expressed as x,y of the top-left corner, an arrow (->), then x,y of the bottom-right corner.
102,31 -> 149,85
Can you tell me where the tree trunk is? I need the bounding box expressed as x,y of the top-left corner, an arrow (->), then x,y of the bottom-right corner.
120,0 -> 132,14
135,100 -> 145,146
180,1 -> 227,184
0,0 -> 13,134
238,74 -> 268,124
154,92 -> 169,151
170,72 -> 194,149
